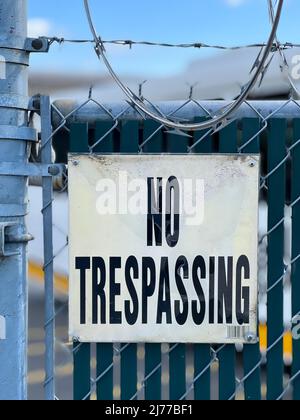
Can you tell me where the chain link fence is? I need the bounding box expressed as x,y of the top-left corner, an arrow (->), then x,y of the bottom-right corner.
24,92 -> 300,400
16,0 -> 300,402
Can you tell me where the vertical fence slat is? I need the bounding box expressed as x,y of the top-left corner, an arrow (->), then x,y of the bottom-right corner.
93,124 -> 116,400
143,121 -> 164,153
93,121 -> 114,153
167,131 -> 189,154
143,120 -> 163,400
193,117 -> 212,154
121,121 -> 140,153
266,119 -> 286,400
70,123 -> 89,153
96,344 -> 114,400
144,344 -> 162,400
219,122 -> 238,153
70,123 -> 91,400
168,130 -> 187,400
194,345 -> 211,400
240,119 -> 262,401
73,342 -> 91,400
218,346 -> 236,400
193,118 -> 212,400
120,121 -> 139,400
218,122 -> 238,400
94,121 -> 115,401
169,344 -> 186,400
292,120 -> 300,400
121,344 -> 138,400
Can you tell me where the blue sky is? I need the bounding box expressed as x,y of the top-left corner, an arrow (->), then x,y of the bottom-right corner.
28,0 -> 300,76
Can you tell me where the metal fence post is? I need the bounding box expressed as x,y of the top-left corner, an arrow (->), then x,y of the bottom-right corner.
40,95 -> 56,400
0,0 -> 31,400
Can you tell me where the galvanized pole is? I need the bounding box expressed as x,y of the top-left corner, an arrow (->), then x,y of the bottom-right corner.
0,0 -> 31,400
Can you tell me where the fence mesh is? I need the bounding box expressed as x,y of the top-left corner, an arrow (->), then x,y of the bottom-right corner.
23,0 -> 300,401
25,92 -> 300,400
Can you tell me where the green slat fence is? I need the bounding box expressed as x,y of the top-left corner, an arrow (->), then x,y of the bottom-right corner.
241,119 -> 262,401
218,121 -> 238,401
66,115 -> 299,400
193,117 -> 212,401
266,119 -> 286,400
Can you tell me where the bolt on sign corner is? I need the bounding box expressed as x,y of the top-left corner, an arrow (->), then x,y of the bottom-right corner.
68,154 -> 260,344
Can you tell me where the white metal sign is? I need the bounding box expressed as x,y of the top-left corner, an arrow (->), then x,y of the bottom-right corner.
69,154 -> 259,344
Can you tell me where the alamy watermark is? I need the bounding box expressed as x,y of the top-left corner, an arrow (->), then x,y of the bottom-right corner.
0,315 -> 6,340
291,55 -> 300,81
96,171 -> 205,227
0,55 -> 6,80
292,315 -> 300,340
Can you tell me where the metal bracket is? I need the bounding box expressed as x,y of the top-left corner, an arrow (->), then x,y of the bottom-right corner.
0,162 -> 61,177
0,204 -> 28,218
25,37 -> 50,53
0,94 -> 31,111
0,125 -> 37,142
0,223 -> 34,258
0,223 -> 19,257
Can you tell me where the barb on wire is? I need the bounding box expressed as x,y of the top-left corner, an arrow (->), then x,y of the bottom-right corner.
48,36 -> 300,51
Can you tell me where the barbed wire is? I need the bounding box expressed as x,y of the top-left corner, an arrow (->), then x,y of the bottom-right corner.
81,0 -> 284,132
48,37 -> 300,51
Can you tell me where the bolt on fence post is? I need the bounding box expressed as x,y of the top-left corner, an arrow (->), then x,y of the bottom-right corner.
0,0 -> 30,400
